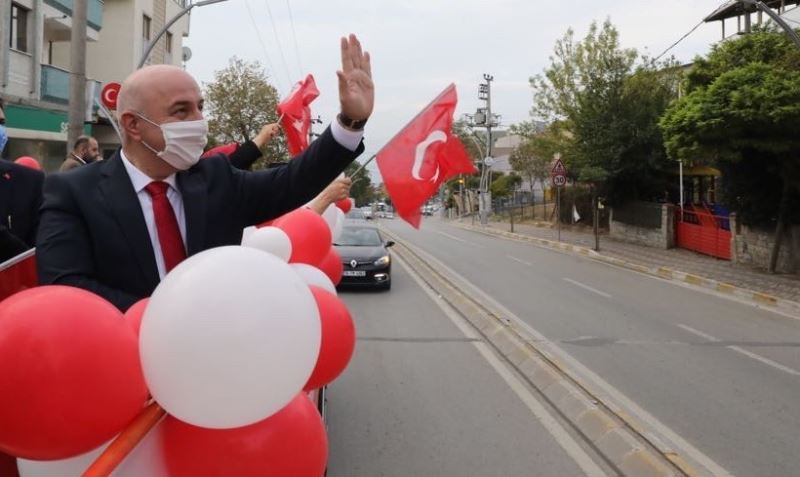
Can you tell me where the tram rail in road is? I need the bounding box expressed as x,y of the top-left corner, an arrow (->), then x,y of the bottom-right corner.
380,226 -> 733,477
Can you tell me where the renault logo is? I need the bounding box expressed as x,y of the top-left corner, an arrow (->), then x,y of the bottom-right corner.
350,260 -> 358,268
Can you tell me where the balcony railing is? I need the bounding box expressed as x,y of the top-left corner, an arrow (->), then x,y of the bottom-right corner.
40,64 -> 69,105
41,64 -> 103,113
43,0 -> 104,30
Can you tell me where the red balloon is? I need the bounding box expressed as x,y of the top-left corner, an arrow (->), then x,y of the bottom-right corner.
0,286 -> 148,459
13,157 -> 41,171
335,198 -> 352,214
274,208 -> 332,265
163,393 -> 328,477
256,219 -> 274,228
304,287 -> 355,391
124,298 -> 148,337
317,247 -> 343,286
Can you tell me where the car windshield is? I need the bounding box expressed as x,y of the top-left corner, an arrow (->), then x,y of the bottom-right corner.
346,209 -> 365,219
335,227 -> 382,246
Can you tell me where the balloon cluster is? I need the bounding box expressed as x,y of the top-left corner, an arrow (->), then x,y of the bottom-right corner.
0,203 -> 357,476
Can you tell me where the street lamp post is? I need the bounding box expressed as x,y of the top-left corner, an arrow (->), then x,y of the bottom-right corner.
738,0 -> 800,49
138,0 -> 228,69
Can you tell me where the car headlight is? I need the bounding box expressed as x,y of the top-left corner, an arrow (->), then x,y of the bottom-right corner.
373,255 -> 390,266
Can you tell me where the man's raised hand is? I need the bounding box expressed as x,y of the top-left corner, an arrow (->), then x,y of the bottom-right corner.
337,34 -> 374,124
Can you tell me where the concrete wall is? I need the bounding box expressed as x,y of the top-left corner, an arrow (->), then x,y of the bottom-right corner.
609,203 -> 675,249
730,214 -> 799,274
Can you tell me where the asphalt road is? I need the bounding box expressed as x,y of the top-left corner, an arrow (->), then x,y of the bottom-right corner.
379,217 -> 800,477
326,260 -> 605,477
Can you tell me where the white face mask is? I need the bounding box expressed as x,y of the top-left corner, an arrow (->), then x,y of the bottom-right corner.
138,114 -> 208,170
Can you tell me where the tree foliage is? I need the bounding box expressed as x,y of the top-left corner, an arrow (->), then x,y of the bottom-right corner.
345,161 -> 375,207
509,121 -> 564,193
204,57 -> 289,169
660,30 -> 800,226
529,20 -> 680,204
490,172 -> 521,198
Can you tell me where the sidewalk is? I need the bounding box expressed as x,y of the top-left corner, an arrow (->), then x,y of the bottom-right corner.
464,218 -> 800,305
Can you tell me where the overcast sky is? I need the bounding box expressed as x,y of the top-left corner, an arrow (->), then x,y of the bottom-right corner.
184,0 -> 733,181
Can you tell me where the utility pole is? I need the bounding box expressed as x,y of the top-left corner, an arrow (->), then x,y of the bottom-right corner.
66,0 -> 88,156
469,73 -> 500,226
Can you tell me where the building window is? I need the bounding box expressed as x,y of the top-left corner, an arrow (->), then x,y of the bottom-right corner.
142,15 -> 151,42
166,32 -> 173,54
10,3 -> 29,53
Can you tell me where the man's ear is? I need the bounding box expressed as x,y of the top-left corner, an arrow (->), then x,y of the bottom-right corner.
119,112 -> 142,141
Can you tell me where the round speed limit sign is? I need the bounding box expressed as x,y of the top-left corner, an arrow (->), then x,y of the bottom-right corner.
552,175 -> 566,187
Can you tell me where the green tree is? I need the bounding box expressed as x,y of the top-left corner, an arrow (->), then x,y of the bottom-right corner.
529,20 -> 680,204
491,173 -> 522,198
660,29 -> 800,271
204,57 -> 288,169
509,121 -> 565,194
345,161 -> 375,207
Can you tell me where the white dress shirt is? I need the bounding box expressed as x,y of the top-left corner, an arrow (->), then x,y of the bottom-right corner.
120,120 -> 363,279
120,150 -> 187,279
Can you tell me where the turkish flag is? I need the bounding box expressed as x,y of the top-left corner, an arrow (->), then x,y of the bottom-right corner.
277,74 -> 320,157
376,84 -> 477,228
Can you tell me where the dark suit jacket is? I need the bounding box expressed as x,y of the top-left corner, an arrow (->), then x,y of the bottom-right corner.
0,160 -> 45,263
36,127 -> 363,310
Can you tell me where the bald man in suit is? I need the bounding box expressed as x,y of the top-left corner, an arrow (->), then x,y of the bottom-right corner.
37,34 -> 374,310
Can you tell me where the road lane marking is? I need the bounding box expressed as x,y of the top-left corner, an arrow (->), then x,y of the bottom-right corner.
678,324 -> 800,377
506,255 -> 533,266
563,278 -> 612,299
676,324 -> 717,342
436,231 -> 484,248
386,232 -> 733,477
396,254 -> 608,477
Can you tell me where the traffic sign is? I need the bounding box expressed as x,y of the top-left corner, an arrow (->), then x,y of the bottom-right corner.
551,156 -> 567,187
101,82 -> 121,110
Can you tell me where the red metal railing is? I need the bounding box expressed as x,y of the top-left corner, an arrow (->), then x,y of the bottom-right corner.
676,206 -> 731,260
0,249 -> 37,302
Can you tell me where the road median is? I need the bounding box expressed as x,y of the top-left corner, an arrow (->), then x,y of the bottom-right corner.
382,227 -> 709,477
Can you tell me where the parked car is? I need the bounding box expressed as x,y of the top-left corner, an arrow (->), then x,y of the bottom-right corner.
333,224 -> 393,290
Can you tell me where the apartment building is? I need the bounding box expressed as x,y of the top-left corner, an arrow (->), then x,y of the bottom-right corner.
1,0 -> 190,171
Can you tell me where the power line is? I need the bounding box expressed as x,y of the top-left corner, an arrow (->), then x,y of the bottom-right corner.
285,0 -> 304,74
653,19 -> 705,62
263,0 -> 294,88
243,0 -> 284,94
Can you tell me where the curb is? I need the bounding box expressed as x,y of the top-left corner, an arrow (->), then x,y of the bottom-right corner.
386,230 -> 686,476
454,222 -> 800,318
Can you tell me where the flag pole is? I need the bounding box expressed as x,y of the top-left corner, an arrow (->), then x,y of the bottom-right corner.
81,402 -> 166,477
349,154 -> 376,184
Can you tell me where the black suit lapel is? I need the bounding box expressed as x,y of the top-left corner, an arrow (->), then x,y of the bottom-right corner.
177,168 -> 207,256
98,154 -> 160,287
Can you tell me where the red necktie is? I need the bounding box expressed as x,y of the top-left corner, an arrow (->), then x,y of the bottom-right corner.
144,181 -> 186,273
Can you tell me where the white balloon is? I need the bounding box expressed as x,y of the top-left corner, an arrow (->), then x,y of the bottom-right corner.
241,226 -> 292,262
140,246 -> 321,429
322,204 -> 338,239
17,422 -> 166,477
240,225 -> 257,244
333,208 -> 345,242
291,263 -> 337,295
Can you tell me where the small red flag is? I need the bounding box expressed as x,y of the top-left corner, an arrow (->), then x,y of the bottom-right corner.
277,74 -> 320,157
376,84 -> 478,228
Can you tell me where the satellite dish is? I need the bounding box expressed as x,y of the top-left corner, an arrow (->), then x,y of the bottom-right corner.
182,46 -> 192,62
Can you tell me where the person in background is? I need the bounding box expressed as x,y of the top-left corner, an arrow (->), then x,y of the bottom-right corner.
0,99 -> 45,263
60,136 -> 101,172
202,123 -> 282,171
